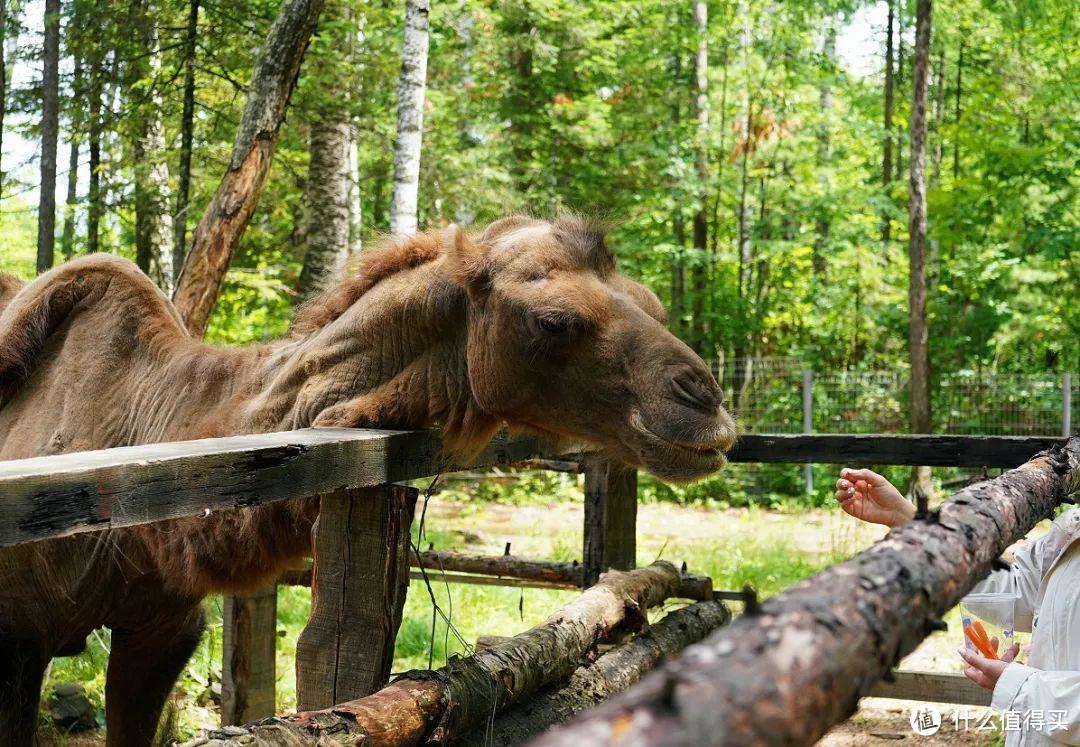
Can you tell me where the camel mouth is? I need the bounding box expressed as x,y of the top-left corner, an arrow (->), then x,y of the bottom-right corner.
627,412 -> 733,482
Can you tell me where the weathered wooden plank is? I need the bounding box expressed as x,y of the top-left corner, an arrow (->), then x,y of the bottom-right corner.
582,457 -> 638,587
0,428 -> 542,547
295,485 -> 417,710
727,433 -> 1064,467
220,586 -> 278,725
868,670 -> 991,706
531,437 -> 1080,747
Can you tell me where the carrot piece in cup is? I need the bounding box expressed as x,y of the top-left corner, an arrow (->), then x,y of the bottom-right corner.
964,621 -> 998,659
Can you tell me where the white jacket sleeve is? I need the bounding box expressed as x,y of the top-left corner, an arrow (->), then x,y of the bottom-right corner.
992,664 -> 1080,744
963,534 -> 1048,633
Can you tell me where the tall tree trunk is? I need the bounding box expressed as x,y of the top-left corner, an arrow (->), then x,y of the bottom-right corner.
87,52 -> 103,255
881,0 -> 895,245
668,37 -> 685,340
908,0 -> 934,499
133,1 -> 174,292
60,58 -> 82,260
0,0 -> 7,195
297,0 -> 353,304
36,0 -> 61,273
736,118 -> 752,300
388,0 -> 430,236
689,1 -> 709,355
928,48 -> 945,289
894,8 -> 905,183
172,0 -> 325,337
813,19 -> 837,276
952,39 -> 963,182
172,0 -> 199,282
297,120 -> 351,303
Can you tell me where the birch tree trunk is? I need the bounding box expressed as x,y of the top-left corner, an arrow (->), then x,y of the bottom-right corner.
133,3 -> 174,292
881,0 -> 895,245
36,0 -> 60,273
172,0 -> 325,337
928,49 -> 945,289
0,0 -> 6,195
297,119 -> 351,302
908,0 -> 934,500
388,0 -> 430,236
689,0 -> 709,354
172,0 -> 199,283
813,19 -> 837,276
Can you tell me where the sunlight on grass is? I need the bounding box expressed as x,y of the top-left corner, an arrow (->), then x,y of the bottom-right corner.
39,488 -> 886,740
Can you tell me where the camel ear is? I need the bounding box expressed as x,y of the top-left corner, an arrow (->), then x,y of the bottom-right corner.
447,225 -> 492,305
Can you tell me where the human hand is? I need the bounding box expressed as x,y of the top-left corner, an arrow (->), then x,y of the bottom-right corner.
834,468 -> 915,528
959,643 -> 1021,690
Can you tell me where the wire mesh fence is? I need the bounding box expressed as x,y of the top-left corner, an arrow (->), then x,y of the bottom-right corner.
710,358 -> 1076,437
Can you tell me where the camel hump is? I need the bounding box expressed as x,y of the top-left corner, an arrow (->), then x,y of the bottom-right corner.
0,272 -> 26,317
0,254 -> 186,405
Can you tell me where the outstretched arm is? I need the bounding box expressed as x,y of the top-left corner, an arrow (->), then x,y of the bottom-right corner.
834,467 -> 916,528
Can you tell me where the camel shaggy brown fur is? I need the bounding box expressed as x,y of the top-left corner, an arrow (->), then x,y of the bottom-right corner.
0,215 -> 735,745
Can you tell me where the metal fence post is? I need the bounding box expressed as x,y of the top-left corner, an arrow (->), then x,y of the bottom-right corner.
1065,373 -> 1073,437
803,370 -> 813,496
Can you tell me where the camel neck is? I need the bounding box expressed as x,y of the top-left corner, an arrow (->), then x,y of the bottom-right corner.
240,257 -> 491,442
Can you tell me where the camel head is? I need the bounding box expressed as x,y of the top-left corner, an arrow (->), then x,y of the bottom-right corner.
451,215 -> 736,482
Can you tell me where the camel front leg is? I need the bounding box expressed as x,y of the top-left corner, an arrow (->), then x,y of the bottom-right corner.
0,636 -> 48,747
104,606 -> 205,747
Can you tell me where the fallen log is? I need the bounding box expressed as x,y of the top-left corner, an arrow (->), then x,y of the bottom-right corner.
185,561 -> 686,746
530,437 -> 1080,747
458,600 -> 732,747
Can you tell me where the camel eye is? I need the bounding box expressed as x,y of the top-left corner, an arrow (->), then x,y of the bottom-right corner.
533,315 -> 570,335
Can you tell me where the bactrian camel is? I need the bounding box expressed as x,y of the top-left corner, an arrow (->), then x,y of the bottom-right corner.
0,215 -> 736,745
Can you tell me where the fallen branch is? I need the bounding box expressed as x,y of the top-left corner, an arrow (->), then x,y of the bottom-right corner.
530,437 -> 1080,747
416,549 -> 585,585
279,550 -> 715,600
187,562 -> 686,746
458,600 -> 731,746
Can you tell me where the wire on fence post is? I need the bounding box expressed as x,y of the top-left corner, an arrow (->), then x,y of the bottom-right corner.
803,369 -> 813,497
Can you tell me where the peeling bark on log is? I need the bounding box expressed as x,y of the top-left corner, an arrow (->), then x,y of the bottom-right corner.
529,437 -> 1080,747
458,601 -> 732,747
184,562 -> 685,746
172,0 -> 324,336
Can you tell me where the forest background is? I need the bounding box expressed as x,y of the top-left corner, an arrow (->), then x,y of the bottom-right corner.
0,0 -> 1076,501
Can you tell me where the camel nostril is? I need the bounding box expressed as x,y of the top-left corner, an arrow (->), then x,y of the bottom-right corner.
670,370 -> 718,413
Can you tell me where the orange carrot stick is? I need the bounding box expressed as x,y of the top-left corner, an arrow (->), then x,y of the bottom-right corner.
964,622 -> 997,659
972,621 -> 998,658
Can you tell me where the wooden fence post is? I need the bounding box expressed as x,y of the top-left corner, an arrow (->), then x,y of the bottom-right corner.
220,587 -> 278,725
803,369 -> 814,497
295,484 -> 417,710
582,457 -> 637,588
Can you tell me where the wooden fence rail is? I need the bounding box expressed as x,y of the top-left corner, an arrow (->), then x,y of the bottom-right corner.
1,430 -> 1069,734
532,436 -> 1080,747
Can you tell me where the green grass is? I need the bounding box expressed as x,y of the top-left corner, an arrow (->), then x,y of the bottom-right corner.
39,472 -> 890,742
